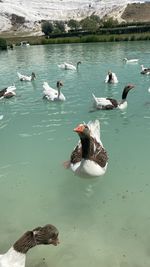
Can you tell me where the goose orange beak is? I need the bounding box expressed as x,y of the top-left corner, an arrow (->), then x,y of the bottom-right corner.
74,124 -> 85,133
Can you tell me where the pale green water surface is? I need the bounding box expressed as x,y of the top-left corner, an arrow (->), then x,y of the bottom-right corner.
0,41 -> 150,267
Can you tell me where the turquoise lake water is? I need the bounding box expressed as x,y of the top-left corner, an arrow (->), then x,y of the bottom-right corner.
0,41 -> 150,267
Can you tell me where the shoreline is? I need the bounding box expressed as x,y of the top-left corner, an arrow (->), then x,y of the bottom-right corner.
0,32 -> 149,46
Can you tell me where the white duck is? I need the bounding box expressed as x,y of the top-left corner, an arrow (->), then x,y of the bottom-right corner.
0,85 -> 16,99
0,224 -> 59,267
105,70 -> 118,84
65,120 -> 108,177
58,61 -> 81,70
17,72 -> 36,81
92,84 -> 135,110
43,81 -> 66,101
123,58 -> 139,63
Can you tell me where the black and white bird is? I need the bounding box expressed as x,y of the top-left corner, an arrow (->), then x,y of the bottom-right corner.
0,224 -> 59,267
140,65 -> 150,75
17,72 -> 36,81
92,84 -> 135,110
105,70 -> 118,84
0,85 -> 16,99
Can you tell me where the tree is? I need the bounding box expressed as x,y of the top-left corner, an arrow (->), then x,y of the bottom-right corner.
68,19 -> 80,31
102,17 -> 119,28
54,21 -> 65,33
90,15 -> 101,24
41,21 -> 54,36
0,38 -> 7,50
80,17 -> 99,32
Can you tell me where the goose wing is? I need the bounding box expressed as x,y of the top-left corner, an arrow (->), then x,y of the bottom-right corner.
70,141 -> 82,164
87,120 -> 101,143
93,94 -> 114,107
43,82 -> 58,100
17,72 -> 30,81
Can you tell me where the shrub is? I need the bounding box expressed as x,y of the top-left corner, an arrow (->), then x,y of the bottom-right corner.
0,38 -> 7,50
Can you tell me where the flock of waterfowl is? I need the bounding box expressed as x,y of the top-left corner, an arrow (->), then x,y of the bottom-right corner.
0,58 -> 150,179
0,55 -> 149,267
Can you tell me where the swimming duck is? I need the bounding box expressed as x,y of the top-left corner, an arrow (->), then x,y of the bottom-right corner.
140,65 -> 150,75
105,70 -> 118,84
43,81 -> 65,101
0,85 -> 16,99
92,84 -> 135,110
58,61 -> 81,70
123,58 -> 139,63
65,120 -> 108,177
0,224 -> 59,267
17,72 -> 36,81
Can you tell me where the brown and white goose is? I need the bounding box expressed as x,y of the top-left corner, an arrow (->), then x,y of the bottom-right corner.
0,224 -> 59,267
92,84 -> 135,110
65,120 -> 108,177
0,85 -> 16,99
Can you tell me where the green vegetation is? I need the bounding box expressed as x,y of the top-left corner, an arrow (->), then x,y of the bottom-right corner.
41,32 -> 150,45
1,15 -> 150,46
0,37 -> 7,50
41,21 -> 54,36
68,19 -> 80,31
41,20 -> 65,36
1,32 -> 150,47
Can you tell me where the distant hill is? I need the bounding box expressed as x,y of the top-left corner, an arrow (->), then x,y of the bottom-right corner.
122,3 -> 150,22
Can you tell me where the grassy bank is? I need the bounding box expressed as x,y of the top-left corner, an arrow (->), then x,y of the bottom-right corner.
1,32 -> 150,46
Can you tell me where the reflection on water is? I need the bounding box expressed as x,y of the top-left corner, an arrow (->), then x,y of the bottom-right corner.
0,42 -> 150,266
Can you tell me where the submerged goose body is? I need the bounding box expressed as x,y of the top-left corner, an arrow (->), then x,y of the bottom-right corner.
105,71 -> 118,84
0,224 -> 59,267
58,61 -> 81,70
66,120 -> 108,177
123,58 -> 139,63
17,72 -> 36,81
0,85 -> 16,99
93,84 -> 135,110
43,81 -> 65,101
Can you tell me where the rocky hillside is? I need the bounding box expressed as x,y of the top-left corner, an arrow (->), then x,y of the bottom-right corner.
0,0 -> 149,35
122,2 -> 150,22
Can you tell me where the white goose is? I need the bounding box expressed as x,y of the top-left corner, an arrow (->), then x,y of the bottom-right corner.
17,72 -> 36,81
43,81 -> 66,101
0,224 -> 59,267
123,58 -> 139,63
105,71 -> 118,84
64,120 -> 108,177
58,61 -> 81,70
0,85 -> 16,99
92,84 -> 135,110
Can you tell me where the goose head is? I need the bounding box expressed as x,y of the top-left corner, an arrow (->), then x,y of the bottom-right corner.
32,224 -> 59,246
57,80 -> 63,88
77,61 -> 81,69
74,123 -> 90,139
31,72 -> 36,80
123,58 -> 128,62
13,224 -> 59,254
